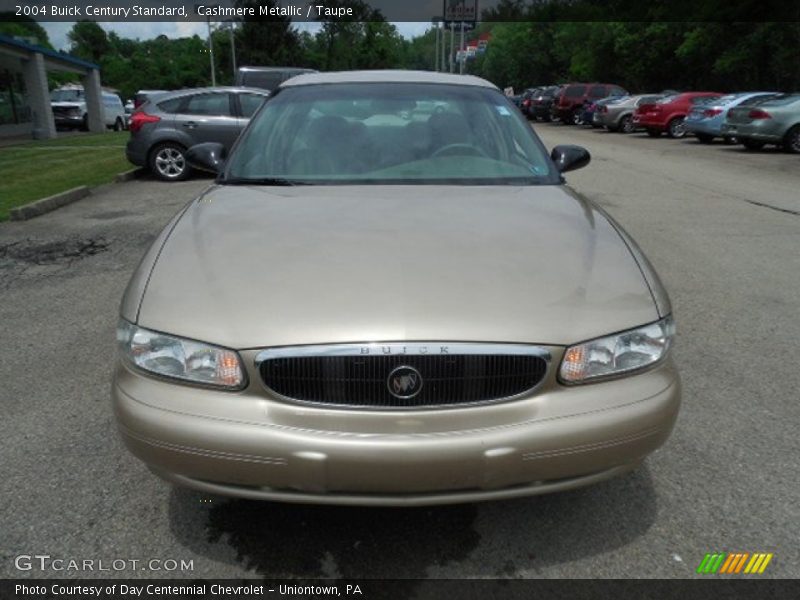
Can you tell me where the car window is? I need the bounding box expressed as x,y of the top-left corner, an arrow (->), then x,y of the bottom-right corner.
690,96 -> 716,105
565,85 -> 586,98
610,86 -> 627,97
238,93 -> 267,118
226,83 -> 556,186
638,96 -> 661,105
157,97 -> 183,113
657,95 -> 678,104
737,93 -> 778,106
51,89 -> 83,102
181,93 -> 232,116
757,94 -> 800,107
241,71 -> 306,91
589,85 -> 607,98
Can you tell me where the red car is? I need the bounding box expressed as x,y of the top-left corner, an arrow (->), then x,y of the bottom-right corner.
551,83 -> 628,124
633,92 -> 722,138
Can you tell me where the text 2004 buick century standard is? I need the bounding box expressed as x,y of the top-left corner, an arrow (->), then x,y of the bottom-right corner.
113,71 -> 680,506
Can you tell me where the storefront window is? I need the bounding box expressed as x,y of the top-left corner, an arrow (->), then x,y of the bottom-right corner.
0,69 -> 32,125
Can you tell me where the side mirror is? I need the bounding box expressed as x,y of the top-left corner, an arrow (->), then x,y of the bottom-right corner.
186,142 -> 227,174
551,145 -> 591,173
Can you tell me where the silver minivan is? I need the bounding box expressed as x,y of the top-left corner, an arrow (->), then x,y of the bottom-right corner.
125,87 -> 269,181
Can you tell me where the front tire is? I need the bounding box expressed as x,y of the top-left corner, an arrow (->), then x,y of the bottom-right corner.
149,142 -> 190,182
667,117 -> 687,139
113,117 -> 124,132
619,114 -> 635,134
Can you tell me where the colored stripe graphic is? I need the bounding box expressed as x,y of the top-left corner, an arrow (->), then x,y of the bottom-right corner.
697,552 -> 773,575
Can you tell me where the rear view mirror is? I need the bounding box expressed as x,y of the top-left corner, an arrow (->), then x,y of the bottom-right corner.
551,145 -> 591,173
186,142 -> 227,174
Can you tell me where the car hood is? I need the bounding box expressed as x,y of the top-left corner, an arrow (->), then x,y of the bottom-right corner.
135,185 -> 659,348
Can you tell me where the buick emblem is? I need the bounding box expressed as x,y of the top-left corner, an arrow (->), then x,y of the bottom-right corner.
387,365 -> 423,399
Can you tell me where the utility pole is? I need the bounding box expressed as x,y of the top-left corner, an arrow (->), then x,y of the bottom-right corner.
441,23 -> 447,72
459,21 -> 465,75
207,17 -> 216,86
226,20 -> 237,74
435,23 -> 440,72
449,22 -> 455,73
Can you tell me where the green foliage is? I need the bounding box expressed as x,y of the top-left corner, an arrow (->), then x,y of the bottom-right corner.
469,21 -> 800,93
54,16 -> 800,102
68,20 -> 110,63
0,132 -> 129,221
0,15 -> 53,48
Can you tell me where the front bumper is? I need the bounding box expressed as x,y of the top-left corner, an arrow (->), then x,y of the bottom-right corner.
54,115 -> 83,128
113,356 -> 681,506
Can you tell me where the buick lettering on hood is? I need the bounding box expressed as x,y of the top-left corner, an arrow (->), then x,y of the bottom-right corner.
113,71 -> 680,506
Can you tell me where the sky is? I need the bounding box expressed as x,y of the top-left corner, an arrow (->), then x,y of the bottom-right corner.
41,21 -> 432,51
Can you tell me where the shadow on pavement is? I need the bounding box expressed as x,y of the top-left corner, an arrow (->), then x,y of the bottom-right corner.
167,464 -> 658,580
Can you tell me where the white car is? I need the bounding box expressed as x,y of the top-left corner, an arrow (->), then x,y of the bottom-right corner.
50,86 -> 127,131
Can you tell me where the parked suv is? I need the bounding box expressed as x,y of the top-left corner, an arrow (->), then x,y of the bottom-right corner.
527,86 -> 560,121
234,66 -> 317,92
50,85 -> 126,131
126,87 -> 270,181
551,83 -> 628,124
633,92 -> 722,138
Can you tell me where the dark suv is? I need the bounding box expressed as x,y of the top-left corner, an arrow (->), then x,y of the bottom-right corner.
552,83 -> 628,124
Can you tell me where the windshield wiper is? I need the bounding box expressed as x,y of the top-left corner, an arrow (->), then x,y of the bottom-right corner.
221,177 -> 308,186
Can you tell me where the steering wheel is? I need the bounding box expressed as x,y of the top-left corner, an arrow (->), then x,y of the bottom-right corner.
431,143 -> 489,159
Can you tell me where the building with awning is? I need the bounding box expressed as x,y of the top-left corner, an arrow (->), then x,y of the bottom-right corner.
0,34 -> 103,139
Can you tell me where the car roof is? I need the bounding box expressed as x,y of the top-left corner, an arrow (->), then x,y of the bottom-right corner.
239,66 -> 316,72
280,70 -> 498,90
152,86 -> 270,101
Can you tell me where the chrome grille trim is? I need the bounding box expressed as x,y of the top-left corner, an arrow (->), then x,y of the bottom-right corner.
255,343 -> 551,410
255,343 -> 551,361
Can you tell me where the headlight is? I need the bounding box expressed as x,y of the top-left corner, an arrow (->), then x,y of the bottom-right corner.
117,319 -> 245,389
559,316 -> 674,384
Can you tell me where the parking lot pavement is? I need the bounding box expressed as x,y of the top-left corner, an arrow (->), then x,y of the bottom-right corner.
1,129 -> 798,581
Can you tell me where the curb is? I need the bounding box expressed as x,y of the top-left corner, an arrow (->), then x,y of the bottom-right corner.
9,186 -> 90,221
114,168 -> 146,183
8,168 -> 147,221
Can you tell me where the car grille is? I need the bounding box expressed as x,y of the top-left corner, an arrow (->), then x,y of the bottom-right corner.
257,343 -> 549,409
52,106 -> 77,116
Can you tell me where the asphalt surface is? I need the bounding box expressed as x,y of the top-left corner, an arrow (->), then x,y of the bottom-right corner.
1,123 -> 798,581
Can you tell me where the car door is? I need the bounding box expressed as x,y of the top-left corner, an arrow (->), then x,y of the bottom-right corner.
173,92 -> 240,149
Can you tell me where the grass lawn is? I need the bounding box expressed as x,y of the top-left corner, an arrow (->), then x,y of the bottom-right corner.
0,131 -> 132,221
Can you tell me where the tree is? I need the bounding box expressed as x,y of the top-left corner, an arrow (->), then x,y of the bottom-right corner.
233,0 -> 303,67
0,15 -> 53,48
67,21 -> 110,63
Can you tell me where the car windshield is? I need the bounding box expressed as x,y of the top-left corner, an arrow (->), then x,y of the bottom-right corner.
225,82 -> 556,185
51,89 -> 83,102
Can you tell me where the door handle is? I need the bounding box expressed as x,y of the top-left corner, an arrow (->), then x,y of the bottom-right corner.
183,121 -> 198,129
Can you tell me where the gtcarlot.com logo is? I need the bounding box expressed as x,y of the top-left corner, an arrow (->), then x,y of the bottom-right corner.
14,554 -> 194,572
696,552 -> 774,575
